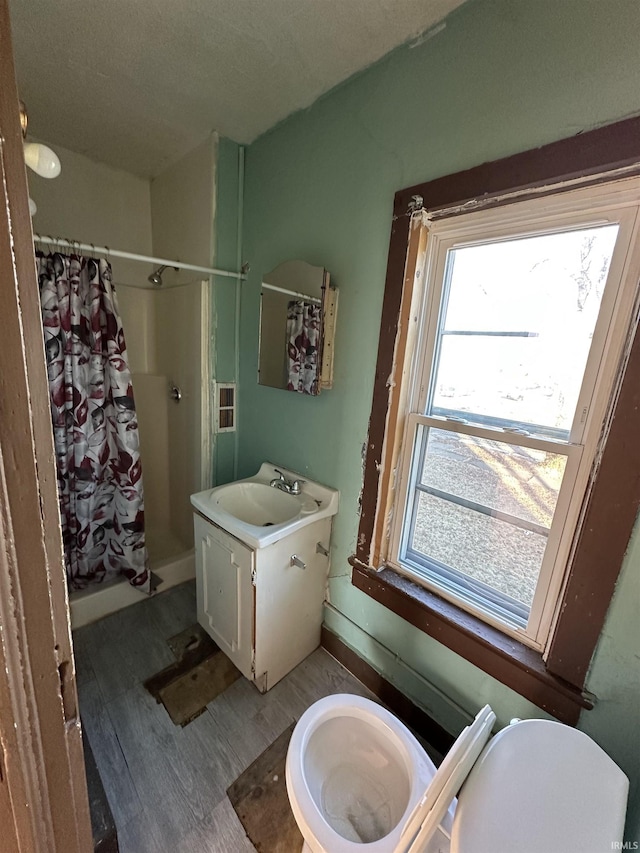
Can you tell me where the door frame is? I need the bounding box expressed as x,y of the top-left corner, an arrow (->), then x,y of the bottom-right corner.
0,1 -> 92,849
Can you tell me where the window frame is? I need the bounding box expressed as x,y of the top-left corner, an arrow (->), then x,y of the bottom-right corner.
387,188 -> 640,651
351,116 -> 640,724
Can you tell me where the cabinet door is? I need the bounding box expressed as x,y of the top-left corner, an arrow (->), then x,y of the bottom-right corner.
194,514 -> 254,680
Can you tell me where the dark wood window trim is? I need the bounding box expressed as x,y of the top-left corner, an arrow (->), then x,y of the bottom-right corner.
352,116 -> 640,725
350,566 -> 594,725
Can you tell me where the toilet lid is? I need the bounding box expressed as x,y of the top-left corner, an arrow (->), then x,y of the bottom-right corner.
451,719 -> 629,853
397,704 -> 496,853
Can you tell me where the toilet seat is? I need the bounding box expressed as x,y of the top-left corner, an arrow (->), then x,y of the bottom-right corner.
399,704 -> 495,852
285,694 -> 456,853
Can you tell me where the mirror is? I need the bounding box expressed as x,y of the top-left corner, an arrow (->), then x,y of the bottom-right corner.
259,259 -> 337,395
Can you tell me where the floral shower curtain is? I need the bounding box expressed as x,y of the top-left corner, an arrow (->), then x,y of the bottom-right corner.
286,300 -> 321,395
37,252 -> 150,592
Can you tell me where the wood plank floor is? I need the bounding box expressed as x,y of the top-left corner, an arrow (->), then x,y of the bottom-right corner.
73,581 -> 377,853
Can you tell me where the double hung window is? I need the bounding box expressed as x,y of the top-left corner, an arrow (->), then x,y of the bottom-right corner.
389,180 -> 640,650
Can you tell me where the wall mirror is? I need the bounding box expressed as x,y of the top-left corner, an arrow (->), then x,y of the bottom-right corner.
259,259 -> 337,395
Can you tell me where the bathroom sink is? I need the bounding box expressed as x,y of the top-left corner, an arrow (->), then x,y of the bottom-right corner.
215,481 -> 303,526
190,463 -> 339,548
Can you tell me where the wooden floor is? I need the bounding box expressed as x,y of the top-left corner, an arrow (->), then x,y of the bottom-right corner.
73,581 -> 376,853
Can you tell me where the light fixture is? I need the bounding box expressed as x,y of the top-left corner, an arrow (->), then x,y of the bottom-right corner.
23,141 -> 61,178
19,100 -> 60,218
19,100 -> 61,180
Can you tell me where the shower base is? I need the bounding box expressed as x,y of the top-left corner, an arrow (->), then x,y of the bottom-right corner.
70,549 -> 195,629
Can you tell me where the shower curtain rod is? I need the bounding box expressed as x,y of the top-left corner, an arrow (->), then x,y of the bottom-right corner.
33,233 -> 245,281
262,281 -> 322,304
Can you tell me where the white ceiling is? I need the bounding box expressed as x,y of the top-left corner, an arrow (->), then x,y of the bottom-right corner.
9,0 -> 466,178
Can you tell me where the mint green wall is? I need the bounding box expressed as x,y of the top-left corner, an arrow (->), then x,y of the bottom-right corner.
238,0 -> 640,838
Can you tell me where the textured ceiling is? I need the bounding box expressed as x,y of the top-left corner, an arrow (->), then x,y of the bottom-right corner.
9,0 -> 466,177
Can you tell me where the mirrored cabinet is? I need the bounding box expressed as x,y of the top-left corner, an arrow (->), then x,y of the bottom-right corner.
259,259 -> 338,395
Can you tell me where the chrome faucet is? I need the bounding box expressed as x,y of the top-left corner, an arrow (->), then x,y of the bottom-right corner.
270,468 -> 305,496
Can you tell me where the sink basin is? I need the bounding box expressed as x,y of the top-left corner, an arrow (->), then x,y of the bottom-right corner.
190,463 -> 339,548
215,482 -> 303,526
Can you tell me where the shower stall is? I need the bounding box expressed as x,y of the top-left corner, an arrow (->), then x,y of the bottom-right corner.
31,134 -> 242,629
68,268 -> 212,627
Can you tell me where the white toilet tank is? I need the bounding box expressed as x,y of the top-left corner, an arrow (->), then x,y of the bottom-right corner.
451,719 -> 629,853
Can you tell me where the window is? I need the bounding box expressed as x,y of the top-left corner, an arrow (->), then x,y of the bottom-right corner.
389,192 -> 638,650
351,116 -> 640,722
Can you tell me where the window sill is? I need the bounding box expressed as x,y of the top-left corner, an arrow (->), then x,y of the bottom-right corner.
350,560 -> 594,725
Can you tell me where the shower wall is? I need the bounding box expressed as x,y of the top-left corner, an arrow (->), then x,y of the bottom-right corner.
156,282 -> 207,547
117,281 -> 207,562
148,134 -> 217,553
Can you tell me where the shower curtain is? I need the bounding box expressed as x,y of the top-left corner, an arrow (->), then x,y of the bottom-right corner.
37,252 -> 150,593
286,300 -> 321,395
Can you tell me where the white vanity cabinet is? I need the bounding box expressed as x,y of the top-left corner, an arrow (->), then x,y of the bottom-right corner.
193,509 -> 333,692
194,513 -> 255,682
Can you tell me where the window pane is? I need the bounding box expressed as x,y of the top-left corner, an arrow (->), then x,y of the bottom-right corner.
420,428 -> 566,529
405,426 -> 569,615
430,225 -> 619,434
411,491 -> 546,608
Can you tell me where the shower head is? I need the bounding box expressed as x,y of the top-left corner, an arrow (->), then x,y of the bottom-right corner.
148,264 -> 167,286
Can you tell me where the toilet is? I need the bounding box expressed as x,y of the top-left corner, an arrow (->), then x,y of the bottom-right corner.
285,694 -> 629,853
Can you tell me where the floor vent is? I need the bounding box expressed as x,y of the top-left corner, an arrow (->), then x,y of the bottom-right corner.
215,382 -> 236,432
